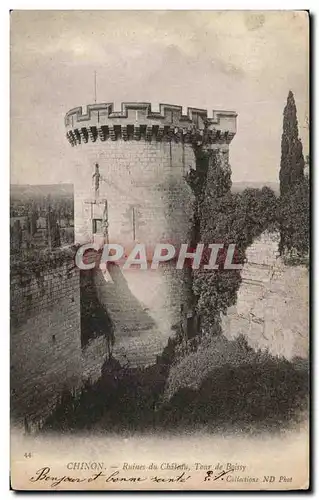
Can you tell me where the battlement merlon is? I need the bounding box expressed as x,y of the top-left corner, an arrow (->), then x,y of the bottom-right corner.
64,102 -> 237,136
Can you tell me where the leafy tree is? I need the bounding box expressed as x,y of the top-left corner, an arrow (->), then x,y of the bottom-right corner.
279,178 -> 309,258
187,148 -> 278,333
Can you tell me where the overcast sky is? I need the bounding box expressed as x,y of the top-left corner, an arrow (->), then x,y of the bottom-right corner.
11,10 -> 309,185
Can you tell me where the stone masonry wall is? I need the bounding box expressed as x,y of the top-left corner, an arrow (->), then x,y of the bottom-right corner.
11,252 -> 81,426
65,102 -> 237,366
72,139 -> 195,365
10,251 -> 111,427
72,140 -> 196,247
222,231 -> 309,360
90,263 -> 190,367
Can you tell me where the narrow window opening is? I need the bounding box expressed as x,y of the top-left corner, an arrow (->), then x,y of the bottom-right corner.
92,218 -> 103,234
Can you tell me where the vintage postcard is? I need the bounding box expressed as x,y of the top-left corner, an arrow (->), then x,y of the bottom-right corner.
10,10 -> 310,491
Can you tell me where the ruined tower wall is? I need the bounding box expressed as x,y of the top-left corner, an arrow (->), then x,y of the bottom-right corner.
65,102 -> 237,366
65,103 -> 237,248
71,140 -> 195,247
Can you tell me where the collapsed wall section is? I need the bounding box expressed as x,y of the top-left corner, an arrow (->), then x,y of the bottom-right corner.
222,231 -> 309,360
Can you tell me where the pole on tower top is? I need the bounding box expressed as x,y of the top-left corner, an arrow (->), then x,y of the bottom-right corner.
94,71 -> 97,104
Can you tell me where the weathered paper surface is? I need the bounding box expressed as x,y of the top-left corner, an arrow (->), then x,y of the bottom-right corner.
10,10 -> 309,491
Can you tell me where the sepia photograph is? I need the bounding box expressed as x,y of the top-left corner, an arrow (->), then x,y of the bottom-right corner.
10,9 -> 310,491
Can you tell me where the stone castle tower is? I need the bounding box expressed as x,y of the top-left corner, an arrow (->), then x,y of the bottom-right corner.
65,102 -> 237,366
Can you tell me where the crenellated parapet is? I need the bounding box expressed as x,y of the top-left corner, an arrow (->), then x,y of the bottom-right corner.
65,102 -> 237,147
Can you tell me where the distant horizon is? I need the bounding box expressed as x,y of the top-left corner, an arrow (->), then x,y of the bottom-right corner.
10,180 -> 279,186
10,180 -> 280,193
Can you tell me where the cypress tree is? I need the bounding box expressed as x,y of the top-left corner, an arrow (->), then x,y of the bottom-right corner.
279,90 -> 305,196
279,91 -> 309,257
